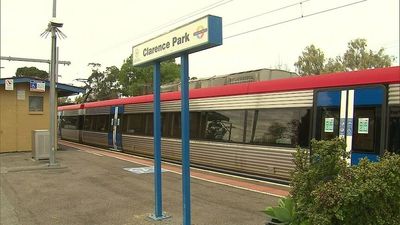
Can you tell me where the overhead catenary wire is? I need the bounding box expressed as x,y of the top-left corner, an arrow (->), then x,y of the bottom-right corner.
96,0 -> 362,57
148,0 -> 234,34
94,0 -> 313,58
224,0 -> 367,40
224,0 -> 311,27
90,0 -> 370,69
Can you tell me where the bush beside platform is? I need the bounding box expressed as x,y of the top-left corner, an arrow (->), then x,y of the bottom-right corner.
264,138 -> 400,225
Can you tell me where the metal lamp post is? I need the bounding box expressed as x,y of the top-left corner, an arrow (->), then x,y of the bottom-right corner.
41,0 -> 66,166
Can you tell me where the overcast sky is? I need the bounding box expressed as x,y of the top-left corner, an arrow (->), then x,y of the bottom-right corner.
1,0 -> 399,85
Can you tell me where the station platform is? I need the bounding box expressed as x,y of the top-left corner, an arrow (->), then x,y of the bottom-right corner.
0,141 -> 290,225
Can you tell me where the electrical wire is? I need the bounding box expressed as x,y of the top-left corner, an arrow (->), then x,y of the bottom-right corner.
224,0 -> 311,27
149,0 -> 234,34
224,0 -> 367,40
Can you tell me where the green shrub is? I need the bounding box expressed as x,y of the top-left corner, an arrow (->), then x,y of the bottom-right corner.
287,138 -> 400,225
264,196 -> 296,225
338,153 -> 400,225
290,138 -> 348,225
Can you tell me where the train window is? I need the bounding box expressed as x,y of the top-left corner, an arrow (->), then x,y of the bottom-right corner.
203,110 -> 245,143
121,109 -> 310,148
190,112 -> 203,139
123,114 -> 146,135
352,107 -> 381,153
62,116 -> 79,129
244,110 -> 255,143
316,107 -> 340,141
351,86 -> 384,155
83,115 -> 110,132
83,116 -> 93,130
163,112 -> 201,139
161,112 -> 173,137
171,112 -> 181,138
83,115 -> 109,132
251,108 -> 310,147
92,115 -> 110,132
388,106 -> 400,153
145,113 -> 154,136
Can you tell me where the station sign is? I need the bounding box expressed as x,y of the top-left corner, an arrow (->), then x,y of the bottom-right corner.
132,15 -> 222,66
30,80 -> 46,92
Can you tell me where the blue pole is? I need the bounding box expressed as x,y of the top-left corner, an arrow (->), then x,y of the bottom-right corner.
181,54 -> 191,225
153,62 -> 162,219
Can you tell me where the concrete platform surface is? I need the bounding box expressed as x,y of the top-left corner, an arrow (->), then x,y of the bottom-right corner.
1,146 -> 283,225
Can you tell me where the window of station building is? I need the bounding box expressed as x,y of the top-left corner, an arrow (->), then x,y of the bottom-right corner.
203,110 -> 246,143
123,113 -> 147,135
61,116 -> 79,129
29,96 -> 44,112
250,108 -> 310,147
388,106 -> 400,154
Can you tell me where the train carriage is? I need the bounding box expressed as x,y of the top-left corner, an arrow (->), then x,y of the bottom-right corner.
59,104 -> 84,142
59,66 -> 400,183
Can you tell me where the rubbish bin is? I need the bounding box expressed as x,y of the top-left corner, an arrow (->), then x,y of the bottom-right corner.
32,130 -> 50,160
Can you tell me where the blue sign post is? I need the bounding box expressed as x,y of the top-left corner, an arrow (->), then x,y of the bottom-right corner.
180,53 -> 191,224
132,15 -> 222,225
150,61 -> 165,220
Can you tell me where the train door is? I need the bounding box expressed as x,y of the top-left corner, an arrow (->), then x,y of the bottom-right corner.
109,105 -> 124,150
314,86 -> 385,165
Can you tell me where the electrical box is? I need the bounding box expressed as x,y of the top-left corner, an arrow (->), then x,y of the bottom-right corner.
32,130 -> 50,160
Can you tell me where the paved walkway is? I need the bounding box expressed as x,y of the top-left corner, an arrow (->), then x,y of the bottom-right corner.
59,140 -> 290,197
0,143 -> 289,225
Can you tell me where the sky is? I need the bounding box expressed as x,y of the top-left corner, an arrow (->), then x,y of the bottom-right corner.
1,0 -> 399,86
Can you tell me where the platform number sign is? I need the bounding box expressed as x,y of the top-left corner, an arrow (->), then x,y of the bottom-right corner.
5,79 -> 14,90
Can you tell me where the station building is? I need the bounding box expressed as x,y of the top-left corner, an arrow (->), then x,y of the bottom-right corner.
0,77 -> 84,153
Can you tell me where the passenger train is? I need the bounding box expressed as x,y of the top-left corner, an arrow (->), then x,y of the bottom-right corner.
58,66 -> 400,183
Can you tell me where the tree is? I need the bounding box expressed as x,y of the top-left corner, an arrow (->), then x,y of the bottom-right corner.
341,38 -> 394,71
295,39 -> 395,76
294,45 -> 325,75
58,97 -> 73,106
118,56 -> 180,96
16,66 -> 49,80
323,56 -> 345,73
80,64 -> 121,102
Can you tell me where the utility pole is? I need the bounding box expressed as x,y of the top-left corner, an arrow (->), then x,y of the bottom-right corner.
40,0 -> 66,166
49,0 -> 58,166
